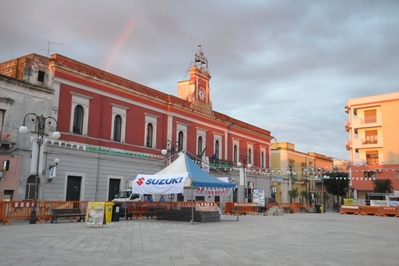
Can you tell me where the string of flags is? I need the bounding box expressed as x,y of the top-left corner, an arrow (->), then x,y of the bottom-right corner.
40,138 -> 399,175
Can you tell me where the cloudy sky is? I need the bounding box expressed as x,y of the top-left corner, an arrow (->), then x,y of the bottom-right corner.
1,1 -> 399,160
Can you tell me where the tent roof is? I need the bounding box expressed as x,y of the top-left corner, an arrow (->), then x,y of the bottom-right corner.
156,152 -> 235,188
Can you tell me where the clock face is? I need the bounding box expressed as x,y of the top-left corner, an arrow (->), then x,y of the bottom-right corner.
199,89 -> 204,100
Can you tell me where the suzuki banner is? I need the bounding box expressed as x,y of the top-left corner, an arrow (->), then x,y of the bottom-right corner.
132,172 -> 188,194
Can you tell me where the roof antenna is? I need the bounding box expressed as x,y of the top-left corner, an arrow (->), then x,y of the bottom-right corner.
45,42 -> 63,57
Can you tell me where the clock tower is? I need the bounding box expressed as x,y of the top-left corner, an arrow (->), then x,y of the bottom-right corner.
178,46 -> 212,115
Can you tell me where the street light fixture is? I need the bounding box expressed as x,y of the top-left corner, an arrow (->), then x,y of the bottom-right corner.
237,155 -> 251,202
228,177 -> 239,221
161,140 -> 180,162
19,113 -> 60,224
287,164 -> 295,203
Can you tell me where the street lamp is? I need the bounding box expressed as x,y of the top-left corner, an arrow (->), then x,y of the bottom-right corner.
19,113 -> 60,224
287,164 -> 295,203
237,155 -> 251,202
161,140 -> 180,162
228,177 -> 239,221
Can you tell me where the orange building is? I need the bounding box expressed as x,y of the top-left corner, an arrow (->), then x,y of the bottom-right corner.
345,92 -> 399,201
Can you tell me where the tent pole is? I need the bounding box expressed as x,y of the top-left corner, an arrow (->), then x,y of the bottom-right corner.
191,185 -> 194,225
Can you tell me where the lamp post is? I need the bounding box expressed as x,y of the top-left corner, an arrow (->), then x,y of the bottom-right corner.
237,155 -> 251,202
161,140 -> 180,162
228,177 -> 239,221
287,164 -> 295,203
19,113 -> 60,224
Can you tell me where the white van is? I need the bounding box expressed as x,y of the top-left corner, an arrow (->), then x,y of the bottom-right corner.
112,190 -> 151,202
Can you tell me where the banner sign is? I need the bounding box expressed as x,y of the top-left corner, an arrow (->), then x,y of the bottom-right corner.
183,177 -> 232,196
132,172 -> 188,194
49,166 -> 57,178
86,202 -> 105,227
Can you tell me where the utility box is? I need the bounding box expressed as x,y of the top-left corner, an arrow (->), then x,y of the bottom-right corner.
112,202 -> 121,222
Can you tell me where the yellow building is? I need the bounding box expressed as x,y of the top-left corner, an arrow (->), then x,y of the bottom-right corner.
270,141 -> 333,206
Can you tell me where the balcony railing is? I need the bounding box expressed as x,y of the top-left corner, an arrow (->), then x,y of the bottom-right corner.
351,115 -> 382,129
0,129 -> 18,146
352,136 -> 383,148
187,154 -> 234,170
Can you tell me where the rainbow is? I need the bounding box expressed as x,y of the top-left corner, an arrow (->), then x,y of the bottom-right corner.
104,17 -> 136,71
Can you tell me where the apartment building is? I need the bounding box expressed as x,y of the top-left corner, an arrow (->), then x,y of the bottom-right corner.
0,49 -> 273,206
345,92 -> 399,200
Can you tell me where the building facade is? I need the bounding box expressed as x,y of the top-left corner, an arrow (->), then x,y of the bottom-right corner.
345,92 -> 399,200
0,49 -> 273,207
270,141 -> 334,206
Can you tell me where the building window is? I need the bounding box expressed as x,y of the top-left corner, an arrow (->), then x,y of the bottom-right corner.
366,150 -> 379,165
178,131 -> 184,151
0,109 -> 4,132
197,136 -> 203,155
213,140 -> 220,159
146,123 -> 153,147
364,110 -> 377,123
25,175 -> 38,200
176,123 -> 188,151
70,92 -> 91,135
113,115 -> 122,142
364,130 -> 378,144
233,144 -> 238,163
196,129 -> 206,156
111,104 -> 127,143
248,148 -> 252,165
38,71 -> 45,82
73,105 -> 84,134
144,114 -> 158,148
363,170 -> 375,179
261,151 -> 265,168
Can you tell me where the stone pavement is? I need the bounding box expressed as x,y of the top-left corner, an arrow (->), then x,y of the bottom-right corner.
0,212 -> 398,266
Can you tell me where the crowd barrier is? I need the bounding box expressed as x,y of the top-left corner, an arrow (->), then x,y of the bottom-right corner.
0,201 -> 88,225
117,201 -> 221,220
224,202 -> 259,215
340,205 -> 399,217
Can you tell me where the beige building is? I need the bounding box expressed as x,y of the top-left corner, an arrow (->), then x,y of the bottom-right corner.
270,141 -> 333,206
345,92 -> 399,200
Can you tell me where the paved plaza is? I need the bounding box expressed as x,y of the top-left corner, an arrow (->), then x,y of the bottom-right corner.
0,212 -> 398,266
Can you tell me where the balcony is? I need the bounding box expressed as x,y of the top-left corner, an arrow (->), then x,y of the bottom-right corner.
351,116 -> 382,131
345,140 -> 351,151
352,136 -> 383,149
0,128 -> 18,147
344,121 -> 351,132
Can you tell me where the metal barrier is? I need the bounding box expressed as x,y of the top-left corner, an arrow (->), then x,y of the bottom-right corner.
0,201 -> 88,225
224,202 -> 258,215
340,205 -> 399,217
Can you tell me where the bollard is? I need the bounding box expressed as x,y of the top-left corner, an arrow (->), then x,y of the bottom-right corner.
320,204 -> 324,214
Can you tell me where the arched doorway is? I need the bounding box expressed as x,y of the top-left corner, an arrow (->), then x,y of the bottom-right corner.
25,175 -> 40,200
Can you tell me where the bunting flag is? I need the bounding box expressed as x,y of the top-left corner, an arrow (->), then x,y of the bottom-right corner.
184,187 -> 232,196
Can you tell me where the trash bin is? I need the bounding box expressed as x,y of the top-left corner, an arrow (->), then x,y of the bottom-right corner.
105,202 -> 114,223
315,204 -> 321,213
112,202 -> 121,222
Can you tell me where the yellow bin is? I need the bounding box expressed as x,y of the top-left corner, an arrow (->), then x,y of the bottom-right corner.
105,202 -> 114,223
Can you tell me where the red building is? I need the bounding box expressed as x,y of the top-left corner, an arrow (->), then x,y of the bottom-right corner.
0,49 -> 273,206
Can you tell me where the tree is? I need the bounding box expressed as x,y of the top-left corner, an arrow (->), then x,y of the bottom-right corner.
372,178 -> 393,193
323,171 -> 350,197
291,187 -> 299,201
